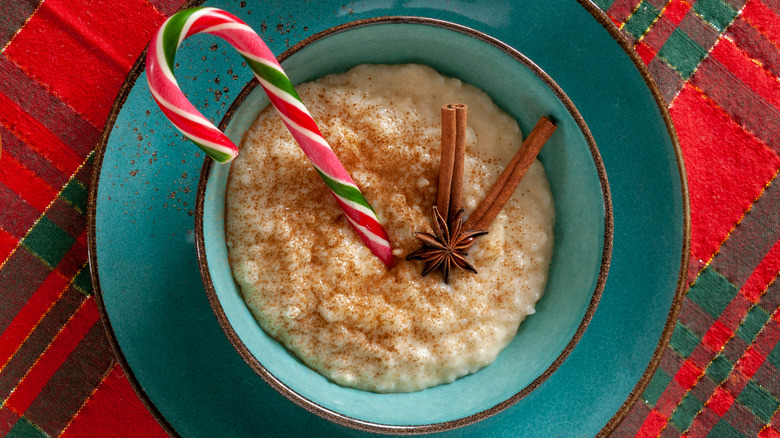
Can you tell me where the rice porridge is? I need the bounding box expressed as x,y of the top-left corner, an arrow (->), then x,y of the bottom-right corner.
225,64 -> 554,393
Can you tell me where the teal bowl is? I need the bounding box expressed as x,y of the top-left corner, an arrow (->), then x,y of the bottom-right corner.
195,17 -> 612,434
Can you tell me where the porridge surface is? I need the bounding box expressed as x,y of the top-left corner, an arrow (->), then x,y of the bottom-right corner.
226,64 -> 554,392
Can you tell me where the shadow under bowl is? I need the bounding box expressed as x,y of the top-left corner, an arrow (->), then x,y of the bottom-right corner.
195,16 -> 612,435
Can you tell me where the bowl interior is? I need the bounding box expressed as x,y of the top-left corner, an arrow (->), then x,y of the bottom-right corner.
200,19 -> 609,428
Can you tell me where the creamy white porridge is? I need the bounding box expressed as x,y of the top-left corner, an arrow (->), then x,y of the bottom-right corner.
225,64 -> 554,393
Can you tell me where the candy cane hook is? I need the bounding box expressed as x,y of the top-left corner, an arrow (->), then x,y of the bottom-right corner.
146,7 -> 394,267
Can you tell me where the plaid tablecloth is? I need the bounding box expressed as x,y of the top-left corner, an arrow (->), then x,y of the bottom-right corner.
1,0 -> 779,436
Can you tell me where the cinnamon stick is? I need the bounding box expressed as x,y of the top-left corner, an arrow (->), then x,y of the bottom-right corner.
436,103 -> 468,224
463,116 -> 556,231
449,104 -> 467,221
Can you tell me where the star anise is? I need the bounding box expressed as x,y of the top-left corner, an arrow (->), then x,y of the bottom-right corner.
406,206 -> 488,284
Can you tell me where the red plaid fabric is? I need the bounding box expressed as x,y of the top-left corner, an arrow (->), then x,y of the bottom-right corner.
0,0 -> 778,436
0,0 -> 176,435
601,0 -> 780,436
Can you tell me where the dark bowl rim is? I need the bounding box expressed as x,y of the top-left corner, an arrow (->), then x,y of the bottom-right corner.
194,15 -> 613,435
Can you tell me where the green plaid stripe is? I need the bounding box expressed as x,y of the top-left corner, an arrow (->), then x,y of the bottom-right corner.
687,268 -> 739,320
692,0 -> 738,31
21,217 -> 75,268
675,284 -> 779,435
707,353 -> 734,384
709,419 -> 747,437
593,0 -> 617,11
0,1 -> 42,49
632,267 -> 780,435
6,416 -> 47,438
12,158 -> 92,283
644,367 -> 673,405
0,157 -> 95,432
658,28 -> 708,79
738,380 -> 780,423
737,306 -> 771,343
623,1 -> 661,40
670,321 -> 702,358
72,267 -> 92,296
714,317 -> 780,434
616,0 -> 747,107
671,392 -> 705,431
58,178 -> 88,215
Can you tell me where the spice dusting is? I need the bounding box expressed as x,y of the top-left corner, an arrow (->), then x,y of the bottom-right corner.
226,64 -> 555,392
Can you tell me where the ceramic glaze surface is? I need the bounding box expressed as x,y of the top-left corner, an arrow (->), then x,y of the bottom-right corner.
91,1 -> 686,436
202,23 -> 604,427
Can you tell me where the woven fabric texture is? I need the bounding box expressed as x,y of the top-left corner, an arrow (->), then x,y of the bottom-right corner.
1,0 -> 779,436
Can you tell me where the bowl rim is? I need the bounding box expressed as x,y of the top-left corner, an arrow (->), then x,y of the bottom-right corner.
194,15 -> 612,434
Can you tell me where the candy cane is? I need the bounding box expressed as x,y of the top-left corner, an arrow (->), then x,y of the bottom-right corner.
146,7 -> 394,267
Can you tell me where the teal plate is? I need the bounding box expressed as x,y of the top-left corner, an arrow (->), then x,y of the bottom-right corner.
88,1 -> 689,436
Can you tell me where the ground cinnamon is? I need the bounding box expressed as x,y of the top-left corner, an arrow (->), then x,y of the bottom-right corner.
437,103 -> 467,225
463,116 -> 557,231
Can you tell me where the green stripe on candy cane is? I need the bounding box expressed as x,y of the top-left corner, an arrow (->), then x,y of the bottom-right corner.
147,7 -> 395,267
161,7 -> 203,72
242,57 -> 302,103
314,167 -> 376,213
192,139 -> 233,163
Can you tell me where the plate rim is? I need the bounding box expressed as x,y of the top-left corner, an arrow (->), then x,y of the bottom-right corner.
577,1 -> 691,435
86,1 -> 691,436
87,32 -> 182,438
